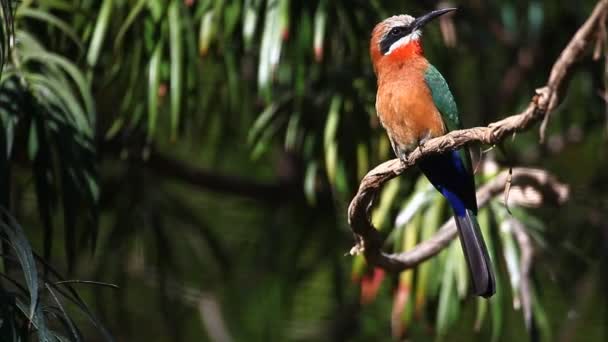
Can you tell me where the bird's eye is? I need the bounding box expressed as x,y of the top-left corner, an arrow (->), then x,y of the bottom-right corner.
389,27 -> 404,36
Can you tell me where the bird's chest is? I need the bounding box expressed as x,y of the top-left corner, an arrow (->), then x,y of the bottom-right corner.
376,74 -> 446,153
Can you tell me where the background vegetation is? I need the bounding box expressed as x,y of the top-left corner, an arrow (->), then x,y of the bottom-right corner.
0,0 -> 606,341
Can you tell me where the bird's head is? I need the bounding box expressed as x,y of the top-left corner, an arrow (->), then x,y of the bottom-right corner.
370,8 -> 456,69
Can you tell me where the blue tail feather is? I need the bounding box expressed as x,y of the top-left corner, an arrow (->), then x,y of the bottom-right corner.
417,150 -> 495,297
417,150 -> 477,216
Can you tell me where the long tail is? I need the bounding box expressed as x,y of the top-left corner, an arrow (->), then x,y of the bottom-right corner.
454,209 -> 495,298
417,150 -> 496,298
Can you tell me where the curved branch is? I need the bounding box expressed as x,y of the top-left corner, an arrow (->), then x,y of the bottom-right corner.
347,0 -> 606,271
349,168 -> 568,272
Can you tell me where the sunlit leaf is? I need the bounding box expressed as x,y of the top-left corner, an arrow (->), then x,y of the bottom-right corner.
313,0 -> 327,62
86,0 -> 113,67
147,40 -> 163,138
168,0 -> 183,140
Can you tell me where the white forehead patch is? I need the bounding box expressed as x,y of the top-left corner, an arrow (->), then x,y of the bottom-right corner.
385,30 -> 421,56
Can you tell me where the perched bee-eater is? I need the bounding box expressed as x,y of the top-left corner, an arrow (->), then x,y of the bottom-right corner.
370,8 -> 495,297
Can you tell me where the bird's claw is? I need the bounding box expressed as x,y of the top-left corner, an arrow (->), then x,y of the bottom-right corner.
348,242 -> 365,256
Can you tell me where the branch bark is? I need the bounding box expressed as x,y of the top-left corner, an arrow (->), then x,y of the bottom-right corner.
347,0 -> 607,271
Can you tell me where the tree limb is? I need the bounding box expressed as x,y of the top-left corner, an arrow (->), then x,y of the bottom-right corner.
347,0 -> 607,272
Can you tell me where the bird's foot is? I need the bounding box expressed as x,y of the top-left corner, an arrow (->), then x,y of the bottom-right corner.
417,132 -> 433,154
398,151 -> 408,164
348,239 -> 365,256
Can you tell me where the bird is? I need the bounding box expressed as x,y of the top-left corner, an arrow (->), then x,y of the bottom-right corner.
369,8 -> 495,298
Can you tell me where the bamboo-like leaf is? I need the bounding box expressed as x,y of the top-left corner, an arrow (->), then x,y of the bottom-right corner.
436,242 -> 460,338
223,0 -> 240,38
258,0 -> 288,88
475,296 -> 489,332
86,0 -> 113,67
356,143 -> 369,181
371,177 -> 400,231
392,213 -> 420,337
20,46 -> 95,124
147,41 -> 162,138
531,287 -> 551,342
114,0 -> 146,49
313,0 -> 327,62
483,205 -> 503,342
14,300 -> 52,341
46,284 -> 81,341
0,210 -> 48,335
27,75 -> 90,134
250,113 -> 286,160
36,0 -> 80,11
394,176 -> 434,228
334,159 -> 348,193
242,0 -> 262,49
168,0 -> 183,140
284,110 -> 301,150
304,161 -> 318,205
16,7 -> 83,50
324,143 -> 338,186
323,95 -> 341,185
198,8 -> 216,56
500,219 -> 522,308
248,102 -> 279,144
34,256 -> 114,341
415,196 -> 445,316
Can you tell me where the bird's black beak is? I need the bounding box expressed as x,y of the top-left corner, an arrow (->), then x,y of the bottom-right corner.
412,8 -> 457,30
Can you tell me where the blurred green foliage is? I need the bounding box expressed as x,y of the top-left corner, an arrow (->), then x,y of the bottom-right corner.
0,0 -> 606,341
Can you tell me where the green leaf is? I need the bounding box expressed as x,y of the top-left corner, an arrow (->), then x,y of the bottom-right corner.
114,0 -> 147,50
242,0 -> 262,48
0,210 -> 49,336
20,47 -> 95,124
147,41 -> 163,139
86,0 -> 113,67
415,196 -> 445,315
198,8 -> 216,55
356,142 -> 369,180
46,284 -> 81,341
371,177 -> 400,231
16,7 -> 83,50
323,95 -> 341,184
304,161 -> 318,205
258,0 -> 288,88
501,220 -> 521,305
313,0 -> 327,62
436,242 -> 460,339
284,110 -> 301,150
168,0 -> 183,140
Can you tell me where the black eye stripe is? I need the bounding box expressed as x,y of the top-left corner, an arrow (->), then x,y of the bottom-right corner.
389,27 -> 404,36
380,25 -> 413,54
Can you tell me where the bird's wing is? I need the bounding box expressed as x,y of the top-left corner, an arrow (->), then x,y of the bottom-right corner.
423,63 -> 475,176
423,64 -> 461,132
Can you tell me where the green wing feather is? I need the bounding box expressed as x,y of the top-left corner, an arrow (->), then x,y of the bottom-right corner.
424,64 -> 461,131
424,64 -> 474,173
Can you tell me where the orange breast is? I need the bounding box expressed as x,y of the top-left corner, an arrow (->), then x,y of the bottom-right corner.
375,56 -> 445,155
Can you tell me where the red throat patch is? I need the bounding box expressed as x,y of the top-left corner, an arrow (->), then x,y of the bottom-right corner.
387,39 -> 423,61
